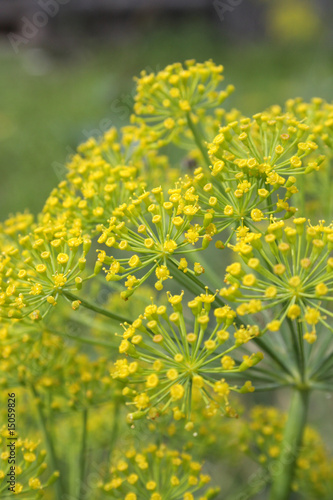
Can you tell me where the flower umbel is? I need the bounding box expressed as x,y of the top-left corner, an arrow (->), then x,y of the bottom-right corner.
133,60 -> 234,148
112,291 -> 261,421
221,218 -> 333,343
0,427 -> 59,497
208,113 -> 323,183
0,217 -> 92,321
98,184 -> 213,297
101,443 -> 220,500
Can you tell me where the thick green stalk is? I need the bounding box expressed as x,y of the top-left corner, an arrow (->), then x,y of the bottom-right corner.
186,113 -> 211,167
186,249 -> 223,290
322,162 -> 331,221
269,388 -> 309,500
253,337 -> 296,379
78,409 -> 89,500
30,385 -> 64,500
63,290 -> 132,324
46,326 -> 118,349
297,321 -> 306,383
226,471 -> 269,500
109,403 -> 120,450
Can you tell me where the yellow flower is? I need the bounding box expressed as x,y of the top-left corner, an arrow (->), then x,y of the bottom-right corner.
287,304 -> 301,320
170,384 -> 185,401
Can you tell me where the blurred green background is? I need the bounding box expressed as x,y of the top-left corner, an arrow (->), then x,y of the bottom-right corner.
1,0 -> 333,219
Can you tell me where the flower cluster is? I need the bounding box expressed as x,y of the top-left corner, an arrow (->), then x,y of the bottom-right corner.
0,215 -> 92,321
0,427 -> 59,497
112,291 -> 261,422
144,397 -> 245,464
43,127 -> 178,236
221,218 -> 333,343
182,164 -> 294,238
241,406 -> 333,498
97,183 -> 215,298
279,98 -> 333,154
1,212 -> 34,238
132,60 -> 234,148
271,98 -> 333,220
172,112 -> 327,237
208,113 -> 324,188
0,330 -> 115,411
100,443 -> 220,500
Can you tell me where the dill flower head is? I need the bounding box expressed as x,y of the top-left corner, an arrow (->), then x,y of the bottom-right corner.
43,127 -> 177,236
185,162 -> 295,237
282,97 -> 333,154
97,183 -> 214,298
221,218 -> 333,343
241,406 -> 333,499
1,211 -> 34,237
196,112 -> 325,230
0,427 -> 59,496
0,321 -> 40,373
132,60 -> 234,148
100,443 -> 220,499
143,396 -> 245,463
0,216 -> 92,321
0,331 -> 115,411
208,113 -> 324,189
270,98 -> 333,220
112,291 -> 261,422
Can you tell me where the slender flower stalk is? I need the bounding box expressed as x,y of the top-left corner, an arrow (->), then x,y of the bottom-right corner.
30,385 -> 63,500
78,409 -> 88,500
269,389 -> 309,500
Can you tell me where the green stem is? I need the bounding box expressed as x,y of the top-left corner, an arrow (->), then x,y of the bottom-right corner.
226,470 -> 269,500
78,409 -> 88,500
269,388 -> 309,500
285,317 -> 302,370
186,113 -> 210,167
308,331 -> 333,378
312,381 -> 333,391
186,250 -> 222,289
311,351 -> 333,380
252,337 -> 296,379
170,259 -> 231,311
170,260 -> 209,297
30,385 -> 63,500
266,193 -> 274,212
326,160 -> 332,221
298,175 -> 305,215
109,403 -> 120,451
297,321 -> 306,383
46,326 -> 118,349
63,291 -> 132,324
